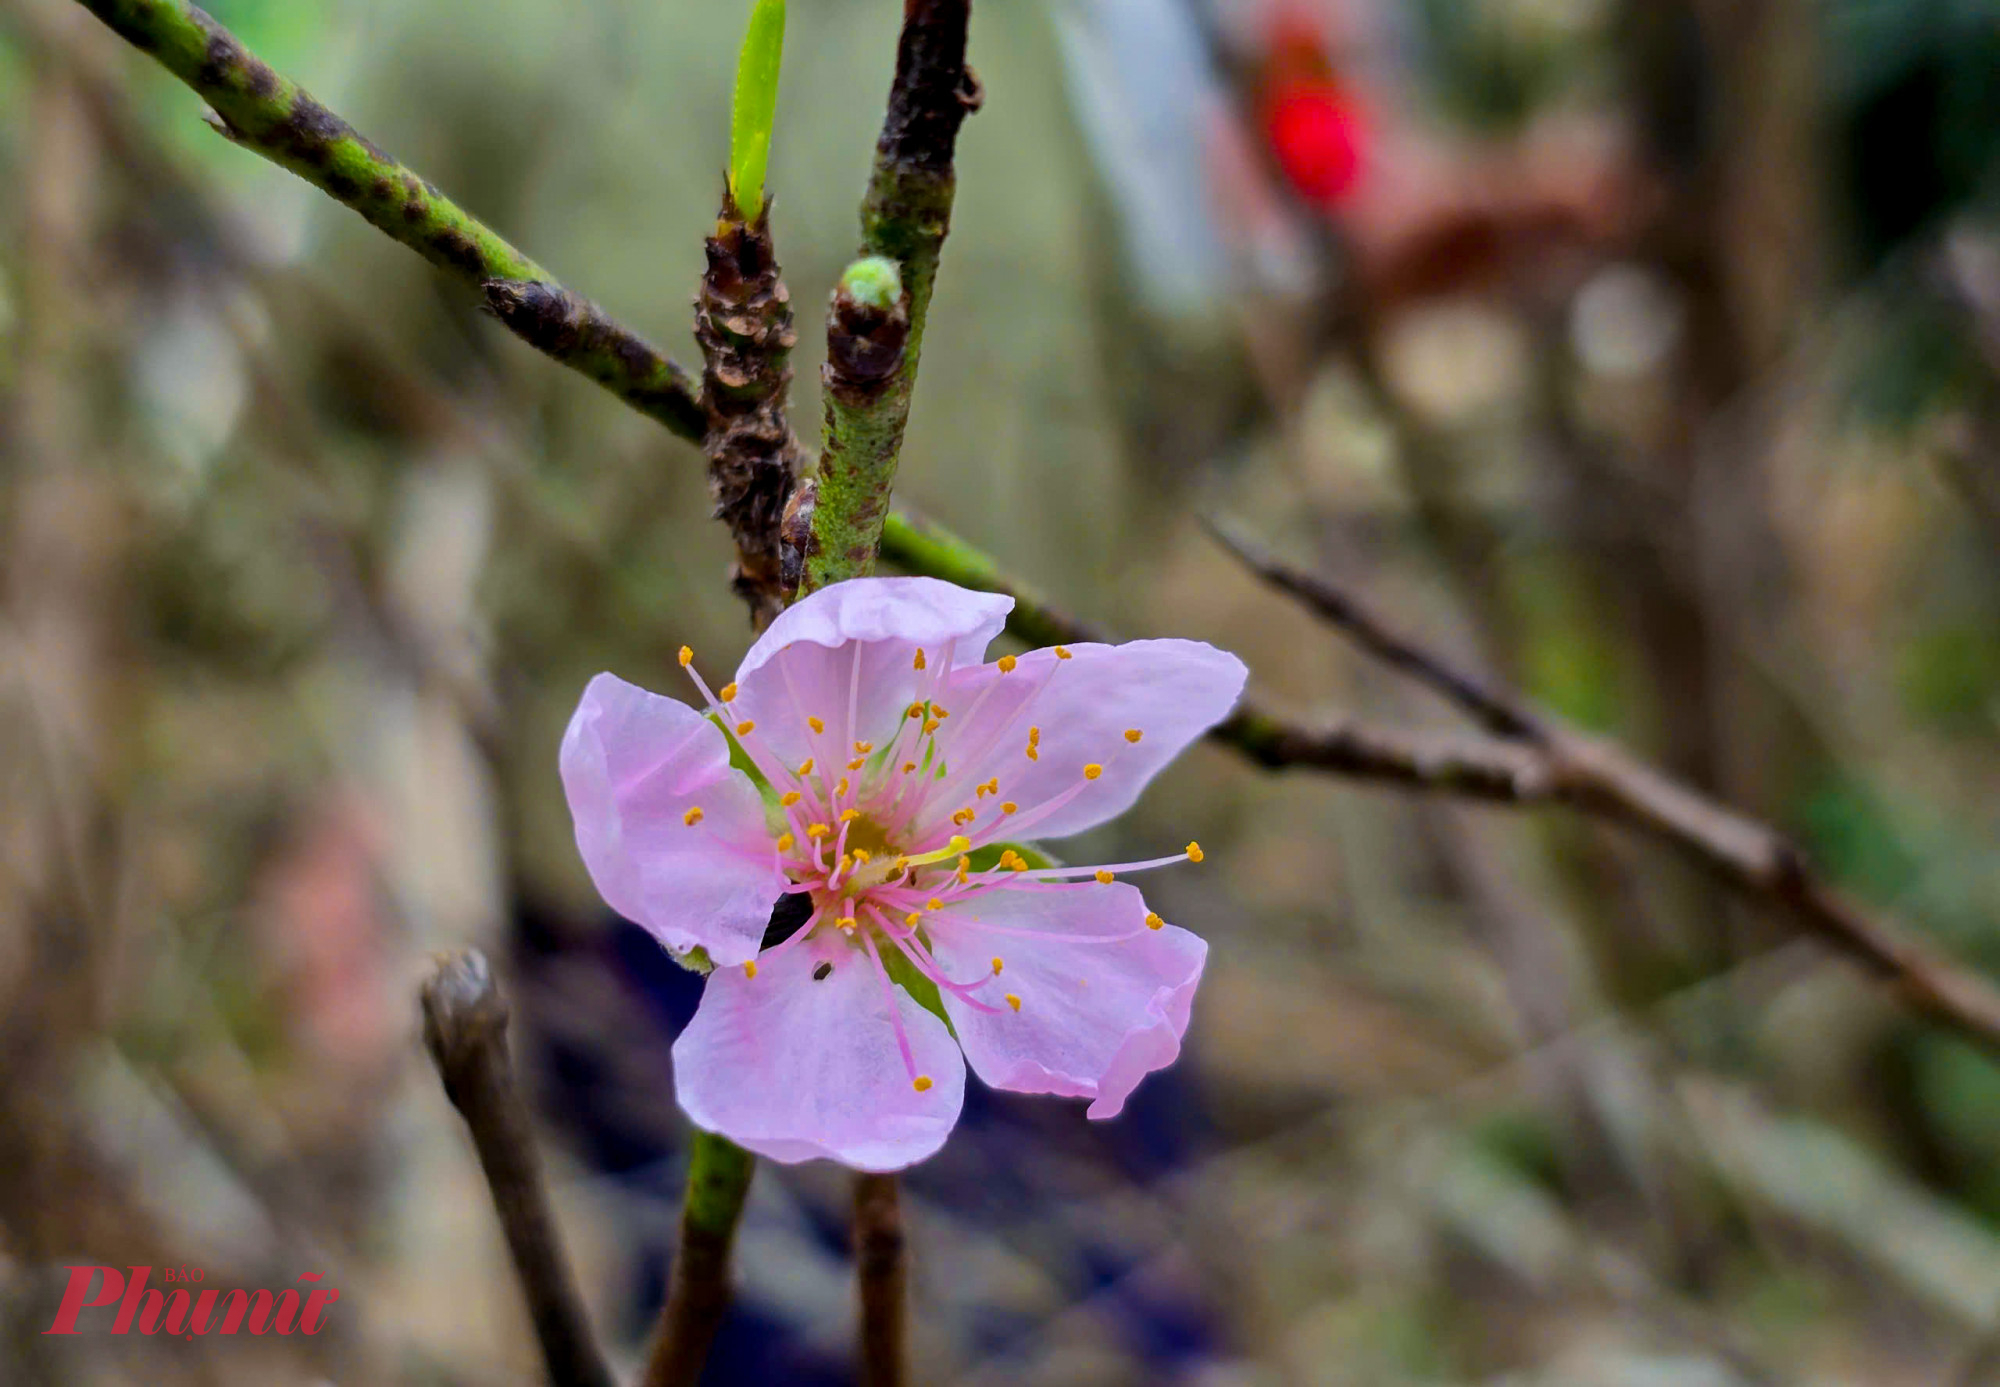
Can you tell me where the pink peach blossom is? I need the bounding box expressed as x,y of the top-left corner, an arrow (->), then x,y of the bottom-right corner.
561,577 -> 1245,1171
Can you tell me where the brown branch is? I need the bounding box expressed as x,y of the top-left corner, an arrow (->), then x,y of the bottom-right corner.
420,951 -> 616,1387
640,1129 -> 757,1387
854,1173 -> 909,1387
1214,524 -> 2000,1054
1204,516 -> 1548,742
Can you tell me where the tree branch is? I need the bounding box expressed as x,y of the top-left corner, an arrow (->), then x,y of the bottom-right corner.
880,511 -> 2000,1057
803,0 -> 980,591
641,1130 -> 756,1387
853,1172 -> 909,1387
420,952 -> 616,1387
71,0 -> 706,442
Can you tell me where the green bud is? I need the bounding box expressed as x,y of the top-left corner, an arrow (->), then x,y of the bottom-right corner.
728,0 -> 786,220
839,256 -> 904,311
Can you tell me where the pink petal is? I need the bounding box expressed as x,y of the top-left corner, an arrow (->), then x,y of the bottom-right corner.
927,882 -> 1206,1119
560,673 -> 785,968
674,931 -> 967,1171
922,639 -> 1246,842
730,577 -> 1015,767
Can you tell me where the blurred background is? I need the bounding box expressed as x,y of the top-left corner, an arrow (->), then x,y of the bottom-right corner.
5,0 -> 2000,1380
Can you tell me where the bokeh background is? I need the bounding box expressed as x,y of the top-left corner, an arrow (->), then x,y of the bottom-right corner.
6,0 -> 2000,1381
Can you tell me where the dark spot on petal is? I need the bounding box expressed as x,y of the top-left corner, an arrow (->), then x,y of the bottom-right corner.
762,891 -> 815,951
369,177 -> 395,202
426,228 -> 485,275
813,962 -> 833,982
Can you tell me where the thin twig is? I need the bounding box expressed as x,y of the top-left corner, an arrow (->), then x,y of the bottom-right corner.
879,509 -> 2000,1057
1203,516 -> 1548,742
854,1173 -> 909,1387
420,951 -> 616,1387
71,0 -> 706,442
641,1130 -> 757,1387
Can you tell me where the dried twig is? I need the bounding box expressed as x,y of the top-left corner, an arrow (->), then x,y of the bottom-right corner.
641,1130 -> 757,1387
420,952 -> 616,1387
1204,517 -> 1547,742
854,1173 -> 909,1387
72,0 -> 706,442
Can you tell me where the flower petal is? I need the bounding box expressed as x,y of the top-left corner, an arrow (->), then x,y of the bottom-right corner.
923,639 -> 1246,842
928,882 -> 1206,1118
560,673 -> 785,967
730,577 -> 1015,767
674,931 -> 967,1170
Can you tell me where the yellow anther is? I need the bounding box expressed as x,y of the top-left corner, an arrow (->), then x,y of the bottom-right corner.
837,916 -> 857,931
678,646 -> 694,667
952,807 -> 974,826
808,716 -> 825,734
797,757 -> 815,776
913,1075 -> 934,1093
906,912 -> 922,928
927,898 -> 944,911
948,835 -> 971,852
1186,841 -> 1205,863
840,807 -> 861,822
744,960 -> 759,979
1025,746 -> 1039,762
991,957 -> 1005,974
1007,856 -> 1030,872
1145,912 -> 1164,930
1124,728 -> 1143,743
1083,763 -> 1104,781
1095,869 -> 1114,884
847,757 -> 867,771
735,719 -> 756,736
835,777 -> 851,798
998,654 -> 1017,673
894,856 -> 910,871
781,791 -> 802,807
1006,994 -> 1022,1012
956,857 -> 970,884
901,761 -> 917,774
853,849 -> 871,864
1055,646 -> 1073,660
854,741 -> 874,754
923,719 -> 940,735
839,854 -> 853,872
807,823 -> 832,840
719,682 -> 739,702
683,806 -> 705,826
1002,801 -> 1019,815
982,777 -> 999,795
908,702 -> 926,719
776,833 -> 795,853
934,706 -> 950,719
913,648 -> 927,671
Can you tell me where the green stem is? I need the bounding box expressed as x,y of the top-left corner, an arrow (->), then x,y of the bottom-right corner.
804,0 -> 978,590
641,1130 -> 757,1387
72,0 -> 706,441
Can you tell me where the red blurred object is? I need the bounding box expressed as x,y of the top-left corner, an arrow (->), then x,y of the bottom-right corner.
1262,81 -> 1368,204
